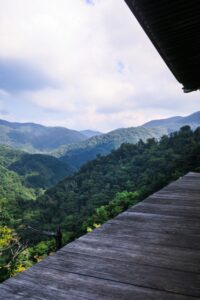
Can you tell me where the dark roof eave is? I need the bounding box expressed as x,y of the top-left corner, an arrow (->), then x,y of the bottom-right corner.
124,0 -> 200,93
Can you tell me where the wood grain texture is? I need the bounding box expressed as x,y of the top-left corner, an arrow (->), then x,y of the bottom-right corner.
0,172 -> 200,299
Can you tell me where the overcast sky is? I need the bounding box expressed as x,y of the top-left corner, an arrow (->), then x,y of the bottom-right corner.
0,0 -> 199,132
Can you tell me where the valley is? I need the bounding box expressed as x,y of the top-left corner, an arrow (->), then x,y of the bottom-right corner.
1,112 -> 200,282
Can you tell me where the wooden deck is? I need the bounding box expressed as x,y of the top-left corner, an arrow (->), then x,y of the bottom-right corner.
1,172 -> 200,299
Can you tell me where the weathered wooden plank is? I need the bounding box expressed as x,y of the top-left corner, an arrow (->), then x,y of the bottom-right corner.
158,182 -> 200,192
143,196 -> 200,207
1,276 -> 89,300
78,228 -> 200,251
151,190 -> 200,198
65,242 -> 200,272
162,188 -> 200,194
61,236 -> 200,273
107,219 -> 199,236
115,211 -> 200,225
101,213 -> 199,236
153,189 -> 200,197
129,202 -> 200,218
3,267 -> 195,300
33,252 -> 200,297
0,287 -> 24,300
111,212 -> 200,235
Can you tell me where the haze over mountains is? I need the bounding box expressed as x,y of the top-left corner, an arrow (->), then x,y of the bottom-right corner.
58,127 -> 167,169
22,125 -> 200,244
143,111 -> 200,132
1,111 -> 200,282
57,111 -> 200,169
80,130 -> 103,138
0,111 -> 200,171
1,110 -> 199,201
0,119 -> 88,153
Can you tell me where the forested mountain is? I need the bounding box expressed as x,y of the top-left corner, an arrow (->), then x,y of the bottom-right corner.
1,126 -> 200,282
58,126 -> 167,169
80,130 -> 103,138
33,126 -> 200,234
0,119 -> 87,153
0,144 -> 73,281
1,111 -> 199,163
9,153 -> 74,188
58,112 -> 200,170
0,144 -> 73,190
143,111 -> 200,132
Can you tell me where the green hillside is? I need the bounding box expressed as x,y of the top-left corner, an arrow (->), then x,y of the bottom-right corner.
58,126 -> 167,169
57,111 -> 200,171
9,153 -> 74,188
1,126 -> 200,282
0,144 -> 73,281
0,164 -> 36,205
0,145 -> 73,189
0,144 -> 73,226
0,143 -> 73,236
32,125 -> 200,236
0,119 -> 87,153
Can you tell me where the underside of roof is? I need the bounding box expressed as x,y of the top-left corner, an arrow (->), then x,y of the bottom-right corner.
125,0 -> 200,92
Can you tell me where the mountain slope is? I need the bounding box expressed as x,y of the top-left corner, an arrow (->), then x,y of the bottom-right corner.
179,111 -> 200,124
0,119 -> 87,153
143,111 -> 200,132
0,144 -> 74,282
9,153 -> 74,188
0,145 -> 73,189
32,126 -> 200,234
2,126 -> 200,282
80,130 -> 103,138
58,126 -> 167,169
56,111 -> 200,170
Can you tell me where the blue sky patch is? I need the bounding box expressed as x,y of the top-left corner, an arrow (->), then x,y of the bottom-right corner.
117,60 -> 125,73
0,58 -> 58,93
85,0 -> 95,5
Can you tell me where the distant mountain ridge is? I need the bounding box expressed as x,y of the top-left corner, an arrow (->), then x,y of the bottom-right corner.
80,130 -> 103,138
57,111 -> 200,170
59,126 -> 168,169
0,119 -> 87,153
143,111 -> 200,132
0,111 -> 199,170
32,126 -> 200,243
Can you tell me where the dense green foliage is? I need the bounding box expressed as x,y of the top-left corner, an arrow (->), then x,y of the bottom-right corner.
33,126 -> 200,235
0,145 -> 73,189
55,111 -> 200,171
0,119 -> 87,153
0,144 -> 74,281
0,226 -> 32,282
84,191 -> 141,232
1,126 -> 200,282
9,153 -> 74,188
58,126 -> 167,169
0,146 -> 37,227
0,144 -> 74,237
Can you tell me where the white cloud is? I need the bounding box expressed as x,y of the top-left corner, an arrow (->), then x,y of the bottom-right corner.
0,0 -> 199,131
